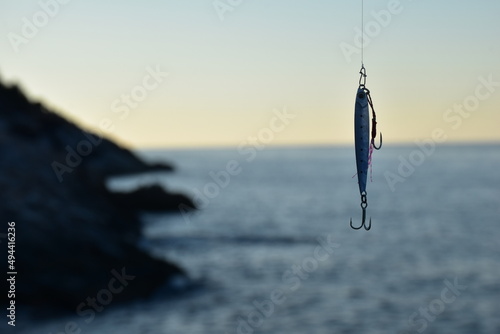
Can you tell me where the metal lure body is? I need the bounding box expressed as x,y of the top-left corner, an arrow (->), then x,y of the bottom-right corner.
354,87 -> 369,195
350,65 -> 382,231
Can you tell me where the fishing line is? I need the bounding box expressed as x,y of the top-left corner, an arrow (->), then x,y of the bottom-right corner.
361,0 -> 364,66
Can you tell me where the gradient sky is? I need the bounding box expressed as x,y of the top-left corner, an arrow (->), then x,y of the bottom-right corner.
1,0 -> 499,148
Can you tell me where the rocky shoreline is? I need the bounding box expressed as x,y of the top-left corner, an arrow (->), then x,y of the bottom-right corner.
0,80 -> 196,309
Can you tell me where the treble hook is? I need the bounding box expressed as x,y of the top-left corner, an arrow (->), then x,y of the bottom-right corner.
350,192 -> 371,230
350,209 -> 371,230
372,133 -> 382,150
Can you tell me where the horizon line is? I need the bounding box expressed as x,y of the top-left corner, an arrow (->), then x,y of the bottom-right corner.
134,140 -> 500,151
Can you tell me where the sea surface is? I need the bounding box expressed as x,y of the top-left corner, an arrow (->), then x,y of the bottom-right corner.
16,144 -> 500,334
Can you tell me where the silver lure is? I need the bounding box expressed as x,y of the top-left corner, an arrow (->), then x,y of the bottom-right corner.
350,66 -> 382,231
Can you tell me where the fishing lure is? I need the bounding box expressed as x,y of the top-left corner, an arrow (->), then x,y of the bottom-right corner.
350,65 -> 382,231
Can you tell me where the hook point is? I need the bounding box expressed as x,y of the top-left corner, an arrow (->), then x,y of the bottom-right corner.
365,217 -> 372,231
373,132 -> 382,150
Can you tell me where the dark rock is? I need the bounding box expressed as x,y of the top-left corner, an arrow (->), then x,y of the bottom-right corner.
149,162 -> 175,172
0,80 -> 194,309
107,185 -> 197,212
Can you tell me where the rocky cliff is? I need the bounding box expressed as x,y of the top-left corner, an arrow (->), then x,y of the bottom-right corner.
0,81 -> 195,309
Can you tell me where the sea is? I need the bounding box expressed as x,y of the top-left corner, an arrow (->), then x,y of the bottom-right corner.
14,144 -> 500,334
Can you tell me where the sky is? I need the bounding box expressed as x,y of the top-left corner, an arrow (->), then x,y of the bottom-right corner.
0,0 -> 499,148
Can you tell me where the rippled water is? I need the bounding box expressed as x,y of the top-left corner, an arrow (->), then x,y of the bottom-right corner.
16,144 -> 500,334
